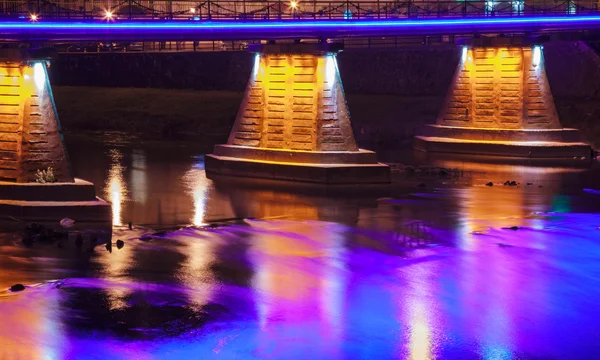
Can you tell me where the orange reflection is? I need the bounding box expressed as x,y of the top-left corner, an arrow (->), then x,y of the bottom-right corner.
97,231 -> 134,311
431,158 -> 572,246
408,316 -> 432,360
179,231 -> 217,310
183,163 -> 213,226
249,219 -> 345,356
0,286 -> 65,359
105,149 -> 127,226
406,267 -> 434,360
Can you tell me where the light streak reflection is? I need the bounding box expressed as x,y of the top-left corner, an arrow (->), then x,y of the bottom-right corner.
105,149 -> 127,226
183,157 -> 212,226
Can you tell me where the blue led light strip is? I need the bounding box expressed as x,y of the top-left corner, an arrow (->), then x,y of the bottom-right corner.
1,16 -> 600,28
3,16 -> 600,40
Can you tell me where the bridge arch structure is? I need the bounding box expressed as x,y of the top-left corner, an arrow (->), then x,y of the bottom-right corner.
0,14 -> 595,212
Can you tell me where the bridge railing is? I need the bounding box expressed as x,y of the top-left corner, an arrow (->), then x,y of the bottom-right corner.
1,0 -> 599,20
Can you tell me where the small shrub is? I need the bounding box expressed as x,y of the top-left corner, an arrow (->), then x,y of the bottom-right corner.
35,167 -> 57,183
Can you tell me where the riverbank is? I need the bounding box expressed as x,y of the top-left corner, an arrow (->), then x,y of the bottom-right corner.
53,86 -> 600,151
53,86 -> 443,152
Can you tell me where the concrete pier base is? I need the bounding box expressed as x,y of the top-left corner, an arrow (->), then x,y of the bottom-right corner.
416,43 -> 593,158
0,179 -> 111,223
415,124 -> 591,158
206,145 -> 390,184
205,43 -> 390,184
0,51 -> 111,224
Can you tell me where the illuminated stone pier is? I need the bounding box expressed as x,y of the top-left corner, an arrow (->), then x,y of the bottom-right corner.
0,51 -> 110,224
415,41 -> 592,158
206,43 -> 390,184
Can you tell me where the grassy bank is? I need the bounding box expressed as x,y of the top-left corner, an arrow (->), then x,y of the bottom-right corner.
53,86 -> 442,150
52,86 -> 600,151
554,98 -> 600,150
53,86 -> 243,142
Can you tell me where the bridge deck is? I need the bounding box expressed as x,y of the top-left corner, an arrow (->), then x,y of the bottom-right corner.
2,16 -> 600,41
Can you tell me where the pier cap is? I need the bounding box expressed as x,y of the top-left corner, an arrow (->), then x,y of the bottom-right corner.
248,42 -> 343,54
456,35 -> 550,47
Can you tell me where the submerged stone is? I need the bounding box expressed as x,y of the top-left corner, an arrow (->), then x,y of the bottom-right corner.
75,234 -> 83,248
10,284 -> 25,292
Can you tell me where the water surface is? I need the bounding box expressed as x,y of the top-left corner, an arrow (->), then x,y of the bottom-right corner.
1,134 -> 599,359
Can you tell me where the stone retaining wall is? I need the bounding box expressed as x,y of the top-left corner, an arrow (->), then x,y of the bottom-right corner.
50,47 -> 459,96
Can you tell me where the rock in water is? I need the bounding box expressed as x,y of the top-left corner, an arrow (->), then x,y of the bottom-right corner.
75,234 -> 83,248
128,222 -> 133,230
140,234 -> 152,241
485,182 -> 494,187
60,217 -> 75,229
22,234 -> 33,248
505,226 -> 519,231
116,240 -> 124,249
10,284 -> 25,292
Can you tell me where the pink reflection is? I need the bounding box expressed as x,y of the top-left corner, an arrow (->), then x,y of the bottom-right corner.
175,228 -> 217,309
0,283 -> 66,359
393,250 -> 442,360
248,220 -> 347,358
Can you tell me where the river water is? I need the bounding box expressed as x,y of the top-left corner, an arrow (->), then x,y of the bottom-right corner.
1,133 -> 600,359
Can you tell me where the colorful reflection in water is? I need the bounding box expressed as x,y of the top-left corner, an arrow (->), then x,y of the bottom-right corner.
2,139 -> 600,359
182,157 -> 212,226
104,149 -> 127,226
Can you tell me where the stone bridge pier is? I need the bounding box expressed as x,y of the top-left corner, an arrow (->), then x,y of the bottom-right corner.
415,38 -> 592,158
0,50 -> 110,224
206,42 -> 390,184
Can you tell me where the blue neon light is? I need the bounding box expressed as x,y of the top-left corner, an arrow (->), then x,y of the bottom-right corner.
0,15 -> 599,30
3,16 -> 600,41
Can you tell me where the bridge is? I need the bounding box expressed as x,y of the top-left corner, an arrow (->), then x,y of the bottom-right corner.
3,16 -> 600,41
0,7 -> 596,224
0,0 -> 598,21
1,0 -> 600,41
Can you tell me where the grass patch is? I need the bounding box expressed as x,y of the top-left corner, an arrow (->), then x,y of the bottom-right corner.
53,86 -> 243,141
53,86 -> 599,151
53,86 -> 442,150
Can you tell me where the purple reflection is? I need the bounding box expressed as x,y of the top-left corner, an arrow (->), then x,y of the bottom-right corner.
2,159 -> 600,359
